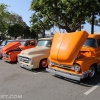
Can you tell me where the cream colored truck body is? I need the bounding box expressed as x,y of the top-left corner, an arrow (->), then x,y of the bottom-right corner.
17,38 -> 52,70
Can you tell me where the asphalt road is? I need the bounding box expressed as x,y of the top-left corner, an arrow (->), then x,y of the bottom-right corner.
0,59 -> 100,100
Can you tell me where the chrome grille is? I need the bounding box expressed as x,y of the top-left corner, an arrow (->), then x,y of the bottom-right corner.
54,63 -> 73,70
21,57 -> 29,63
18,56 -> 29,63
3,53 -> 7,57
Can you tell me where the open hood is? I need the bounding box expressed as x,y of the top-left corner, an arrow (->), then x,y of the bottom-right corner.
49,31 -> 88,66
2,42 -> 21,53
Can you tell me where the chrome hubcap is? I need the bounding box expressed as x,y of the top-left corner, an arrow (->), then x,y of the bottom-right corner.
42,60 -> 47,68
88,67 -> 95,78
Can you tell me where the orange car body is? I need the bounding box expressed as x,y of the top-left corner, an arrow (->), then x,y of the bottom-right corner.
46,31 -> 100,81
2,39 -> 36,62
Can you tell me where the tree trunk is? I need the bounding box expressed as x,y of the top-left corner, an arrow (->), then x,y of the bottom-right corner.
78,17 -> 81,31
91,12 -> 94,34
42,30 -> 45,38
78,22 -> 81,31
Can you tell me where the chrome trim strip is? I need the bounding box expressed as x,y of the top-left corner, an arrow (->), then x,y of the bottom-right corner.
52,63 -> 74,70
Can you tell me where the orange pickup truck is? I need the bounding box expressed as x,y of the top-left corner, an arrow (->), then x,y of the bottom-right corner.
2,39 -> 36,62
46,31 -> 100,81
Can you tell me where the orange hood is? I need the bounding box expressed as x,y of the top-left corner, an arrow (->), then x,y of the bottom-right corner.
2,42 -> 21,53
49,31 -> 88,65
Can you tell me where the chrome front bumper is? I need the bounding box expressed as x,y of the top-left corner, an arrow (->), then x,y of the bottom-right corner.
46,68 -> 83,81
2,58 -> 10,62
18,62 -> 33,70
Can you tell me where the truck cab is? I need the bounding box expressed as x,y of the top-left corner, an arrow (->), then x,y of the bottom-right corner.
46,31 -> 100,81
17,37 -> 52,70
2,39 -> 36,62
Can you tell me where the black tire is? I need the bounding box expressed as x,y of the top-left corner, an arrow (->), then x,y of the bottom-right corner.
88,65 -> 97,79
39,59 -> 48,69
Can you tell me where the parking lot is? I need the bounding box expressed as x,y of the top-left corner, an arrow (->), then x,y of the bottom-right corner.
0,60 -> 100,100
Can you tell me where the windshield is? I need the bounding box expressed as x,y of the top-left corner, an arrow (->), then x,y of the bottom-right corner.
37,40 -> 52,47
1,40 -> 6,46
6,41 -> 11,45
20,41 -> 27,46
83,38 -> 96,47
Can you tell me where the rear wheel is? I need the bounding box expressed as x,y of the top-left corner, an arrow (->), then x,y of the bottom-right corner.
39,59 -> 48,69
88,65 -> 96,79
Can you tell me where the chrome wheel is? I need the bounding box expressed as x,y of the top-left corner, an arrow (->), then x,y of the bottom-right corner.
88,66 -> 96,78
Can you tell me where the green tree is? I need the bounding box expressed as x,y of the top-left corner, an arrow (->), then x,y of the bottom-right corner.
0,3 -> 10,33
30,0 -> 86,33
85,0 -> 100,33
7,12 -> 29,38
8,24 -> 37,39
30,13 -> 54,37
30,0 -> 100,34
8,12 -> 27,27
23,26 -> 37,38
8,24 -> 24,38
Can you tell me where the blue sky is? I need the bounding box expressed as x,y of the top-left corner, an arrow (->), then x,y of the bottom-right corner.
0,0 -> 100,34
0,0 -> 32,26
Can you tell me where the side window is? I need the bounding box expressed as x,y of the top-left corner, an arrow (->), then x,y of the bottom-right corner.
46,40 -> 52,47
29,41 -> 35,46
97,39 -> 100,47
24,41 -> 28,46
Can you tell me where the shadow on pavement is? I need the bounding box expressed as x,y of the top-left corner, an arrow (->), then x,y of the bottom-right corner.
53,72 -> 100,87
32,68 -> 48,73
4,61 -> 17,64
19,67 -> 48,73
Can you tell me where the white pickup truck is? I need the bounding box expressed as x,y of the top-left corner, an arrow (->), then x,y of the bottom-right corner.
17,37 -> 52,70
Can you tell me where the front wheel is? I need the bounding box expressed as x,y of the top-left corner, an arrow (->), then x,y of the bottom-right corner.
88,65 -> 96,79
39,59 -> 48,69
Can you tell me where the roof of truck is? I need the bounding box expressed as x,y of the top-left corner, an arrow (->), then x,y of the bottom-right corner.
7,40 -> 19,42
88,34 -> 100,39
19,39 -> 35,41
38,37 -> 53,40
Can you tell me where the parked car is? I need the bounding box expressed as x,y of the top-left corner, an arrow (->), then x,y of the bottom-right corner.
0,40 -> 2,45
46,31 -> 100,81
17,37 -> 53,70
0,40 -> 19,58
2,39 -> 36,62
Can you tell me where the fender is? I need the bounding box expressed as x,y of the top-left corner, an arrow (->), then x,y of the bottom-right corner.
75,57 -> 97,72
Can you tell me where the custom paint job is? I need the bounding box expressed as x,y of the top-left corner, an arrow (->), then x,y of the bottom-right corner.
0,40 -> 20,58
46,31 -> 100,81
2,39 -> 36,62
17,38 -> 52,70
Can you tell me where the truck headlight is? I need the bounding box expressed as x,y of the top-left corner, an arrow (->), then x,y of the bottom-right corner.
29,59 -> 33,65
73,64 -> 80,72
17,56 -> 22,61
